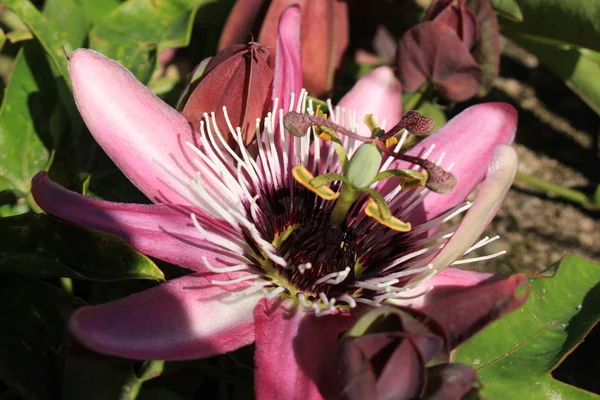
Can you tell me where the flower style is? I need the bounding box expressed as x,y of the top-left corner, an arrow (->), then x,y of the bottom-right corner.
31,6 -> 519,400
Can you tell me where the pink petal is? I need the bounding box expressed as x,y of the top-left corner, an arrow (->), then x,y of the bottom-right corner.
69,49 -> 198,204
254,299 -> 354,400
393,267 -> 495,308
69,274 -> 259,360
381,102 -> 517,226
272,5 -> 303,112
407,144 -> 517,286
337,66 -> 403,138
32,172 -> 244,271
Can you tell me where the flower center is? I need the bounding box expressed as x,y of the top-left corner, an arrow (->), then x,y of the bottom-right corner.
278,218 -> 357,295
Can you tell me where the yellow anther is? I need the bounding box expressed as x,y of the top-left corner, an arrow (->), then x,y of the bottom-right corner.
315,127 -> 334,141
292,165 -> 340,200
315,104 -> 328,119
364,114 -> 379,131
312,106 -> 334,141
364,198 -> 412,232
364,114 -> 385,137
384,136 -> 398,148
398,170 -> 428,189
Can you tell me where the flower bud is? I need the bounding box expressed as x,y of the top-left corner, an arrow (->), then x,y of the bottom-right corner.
396,0 -> 500,101
180,43 -> 274,147
219,0 -> 349,97
338,306 -> 446,400
338,275 -> 528,399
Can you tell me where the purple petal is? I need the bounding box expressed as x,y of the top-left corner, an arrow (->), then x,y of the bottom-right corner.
272,5 -> 303,112
32,172 -> 244,271
69,274 -> 259,360
381,102 -> 517,226
337,66 -> 403,138
69,49 -> 198,204
378,339 -> 427,400
254,299 -> 354,400
397,21 -> 483,102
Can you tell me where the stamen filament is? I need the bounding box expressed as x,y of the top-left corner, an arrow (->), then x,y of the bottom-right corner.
211,274 -> 263,285
314,267 -> 351,285
451,251 -> 507,265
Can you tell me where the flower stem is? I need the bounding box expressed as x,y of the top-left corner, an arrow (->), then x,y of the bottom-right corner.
403,81 -> 431,111
515,171 -> 598,210
119,360 -> 164,400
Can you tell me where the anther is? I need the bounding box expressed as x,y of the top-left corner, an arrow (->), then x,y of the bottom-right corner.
386,151 -> 457,194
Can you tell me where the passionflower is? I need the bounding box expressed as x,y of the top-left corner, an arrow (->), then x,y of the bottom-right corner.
30,6 -> 518,399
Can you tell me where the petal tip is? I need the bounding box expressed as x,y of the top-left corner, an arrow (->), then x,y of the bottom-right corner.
475,102 -> 518,135
488,144 -> 518,178
68,48 -> 109,74
68,307 -> 108,355
481,101 -> 518,120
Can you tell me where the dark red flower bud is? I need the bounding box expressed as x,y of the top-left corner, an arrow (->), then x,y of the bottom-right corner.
425,0 -> 480,51
337,275 -> 529,399
396,0 -> 500,101
180,43 -> 274,147
219,0 -> 349,97
422,363 -> 478,400
338,307 -> 446,400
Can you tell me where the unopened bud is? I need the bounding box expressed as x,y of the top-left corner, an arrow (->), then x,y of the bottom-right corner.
181,43 -> 274,147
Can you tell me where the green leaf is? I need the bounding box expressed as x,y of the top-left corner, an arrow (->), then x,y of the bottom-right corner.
0,42 -> 54,193
500,0 -> 600,51
0,277 -> 81,400
505,32 -> 600,116
0,213 -> 165,281
2,0 -> 75,86
2,0 -> 86,129
42,0 -> 88,48
90,0 -> 207,82
455,256 -> 600,399
77,0 -> 121,24
489,0 -> 523,21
